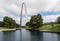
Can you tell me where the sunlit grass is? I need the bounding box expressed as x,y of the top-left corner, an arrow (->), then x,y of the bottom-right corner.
39,24 -> 60,32
0,27 -> 16,31
0,27 -> 7,30
40,25 -> 52,30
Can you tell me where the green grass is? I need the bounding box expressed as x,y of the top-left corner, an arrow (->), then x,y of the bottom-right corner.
40,25 -> 52,30
0,27 -> 16,31
39,24 -> 60,32
0,24 -> 60,32
26,24 -> 60,32
0,27 -> 8,30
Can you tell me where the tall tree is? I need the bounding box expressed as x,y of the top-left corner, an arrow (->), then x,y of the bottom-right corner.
3,16 -> 9,28
26,14 -> 43,29
3,16 -> 16,28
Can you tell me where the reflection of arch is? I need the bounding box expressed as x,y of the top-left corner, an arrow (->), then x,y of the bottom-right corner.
20,2 -> 27,26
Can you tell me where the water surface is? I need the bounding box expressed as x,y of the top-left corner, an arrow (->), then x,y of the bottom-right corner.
0,28 -> 60,41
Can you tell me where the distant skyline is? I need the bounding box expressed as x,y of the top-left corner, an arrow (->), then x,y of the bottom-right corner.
0,0 -> 60,25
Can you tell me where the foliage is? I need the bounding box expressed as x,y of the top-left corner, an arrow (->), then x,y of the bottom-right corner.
0,16 -> 20,28
3,16 -> 16,28
0,21 -> 4,27
26,22 -> 30,26
16,24 -> 20,27
57,16 -> 60,24
26,14 -> 43,29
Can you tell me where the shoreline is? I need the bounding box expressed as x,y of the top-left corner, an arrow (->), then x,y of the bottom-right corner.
0,29 -> 16,32
0,28 -> 60,33
40,30 -> 60,33
26,28 -> 60,33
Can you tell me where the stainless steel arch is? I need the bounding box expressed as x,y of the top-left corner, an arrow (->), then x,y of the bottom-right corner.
20,2 -> 27,26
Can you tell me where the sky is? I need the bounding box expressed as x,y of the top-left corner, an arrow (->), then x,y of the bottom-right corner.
0,0 -> 60,25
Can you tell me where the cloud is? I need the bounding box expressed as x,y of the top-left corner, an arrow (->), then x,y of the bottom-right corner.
43,14 -> 60,23
0,0 -> 59,25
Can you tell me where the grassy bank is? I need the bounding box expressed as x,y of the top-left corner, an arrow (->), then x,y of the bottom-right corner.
0,27 -> 16,31
0,24 -> 60,32
26,24 -> 60,32
39,24 -> 60,32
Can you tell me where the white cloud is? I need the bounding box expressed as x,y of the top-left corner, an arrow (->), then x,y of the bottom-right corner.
0,0 -> 59,25
43,14 -> 60,23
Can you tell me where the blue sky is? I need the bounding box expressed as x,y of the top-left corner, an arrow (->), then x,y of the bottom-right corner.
41,11 -> 60,16
0,0 -> 60,25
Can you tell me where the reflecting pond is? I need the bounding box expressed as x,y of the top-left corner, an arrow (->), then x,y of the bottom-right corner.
0,28 -> 60,41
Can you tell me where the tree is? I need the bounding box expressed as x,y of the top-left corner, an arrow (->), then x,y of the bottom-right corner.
26,14 -> 43,29
57,16 -> 60,24
3,16 -> 16,28
3,16 -> 9,28
16,24 -> 20,27
0,21 -> 4,27
26,22 -> 30,26
11,20 -> 16,28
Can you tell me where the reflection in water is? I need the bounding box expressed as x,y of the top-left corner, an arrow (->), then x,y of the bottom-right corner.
2,31 -> 15,41
15,30 -> 20,41
0,32 -> 3,41
42,32 -> 60,41
29,30 -> 43,41
0,28 -> 60,41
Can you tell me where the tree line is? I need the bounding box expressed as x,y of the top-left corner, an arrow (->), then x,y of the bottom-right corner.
0,14 -> 60,29
26,14 -> 60,29
0,16 -> 20,28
